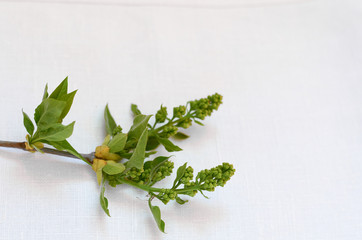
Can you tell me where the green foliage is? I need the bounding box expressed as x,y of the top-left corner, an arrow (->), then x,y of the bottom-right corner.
35,98 -> 66,128
22,78 -> 87,164
175,196 -> 188,205
97,92 -> 232,233
100,180 -> 110,217
42,83 -> 49,100
22,110 -> 34,136
173,132 -> 189,140
45,140 -> 86,162
102,161 -> 125,175
145,136 -> 160,151
131,104 -> 142,116
21,80 -> 233,233
108,133 -> 127,153
49,77 -> 68,99
104,104 -> 117,136
148,197 -> 165,233
156,137 -> 182,152
127,128 -> 148,170
33,122 -> 75,142
127,115 -> 152,141
172,163 -> 187,188
58,90 -> 77,121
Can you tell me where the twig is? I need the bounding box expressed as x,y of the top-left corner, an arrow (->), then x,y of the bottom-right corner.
0,140 -> 93,164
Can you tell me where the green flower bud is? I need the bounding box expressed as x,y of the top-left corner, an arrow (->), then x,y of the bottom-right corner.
177,118 -> 192,129
173,105 -> 186,118
152,161 -> 174,183
160,125 -> 178,138
180,166 -> 194,184
112,125 -> 123,135
196,162 -> 235,191
155,105 -> 167,123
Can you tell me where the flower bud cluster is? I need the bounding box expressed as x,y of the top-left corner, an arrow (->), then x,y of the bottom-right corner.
196,162 -> 235,192
158,188 -> 177,203
180,166 -> 194,184
126,160 -> 174,185
177,118 -> 192,129
153,161 -> 174,182
126,167 -> 148,183
112,125 -> 123,136
155,105 -> 167,123
160,125 -> 178,138
173,105 -> 186,118
180,181 -> 197,197
189,93 -> 223,120
106,173 -> 122,187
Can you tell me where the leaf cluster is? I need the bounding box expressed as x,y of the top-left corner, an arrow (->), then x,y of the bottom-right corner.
22,78 -> 86,163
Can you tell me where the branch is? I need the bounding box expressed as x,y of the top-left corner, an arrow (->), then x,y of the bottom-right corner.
0,140 -> 93,164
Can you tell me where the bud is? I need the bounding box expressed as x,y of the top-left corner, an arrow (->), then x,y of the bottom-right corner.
95,145 -> 121,161
155,105 -> 167,123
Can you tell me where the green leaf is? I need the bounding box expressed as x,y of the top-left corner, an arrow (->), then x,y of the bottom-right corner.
145,151 -> 157,157
148,198 -> 165,233
58,90 -> 77,121
173,163 -> 187,188
35,79 -> 69,124
120,150 -> 156,160
173,132 -> 189,140
104,104 -> 117,136
151,156 -> 171,169
108,133 -> 127,153
127,128 -> 148,170
22,110 -> 34,136
34,102 -> 44,124
146,136 -> 160,151
42,84 -> 49,100
199,190 -> 209,199
49,77 -> 68,100
194,120 -> 204,126
36,98 -> 66,129
102,161 -> 125,175
45,140 -> 88,165
34,122 -> 75,142
157,137 -> 182,152
175,197 -> 188,205
100,180 -> 111,217
131,104 -> 142,116
127,115 -> 152,141
102,134 -> 111,146
118,151 -> 133,159
143,160 -> 152,169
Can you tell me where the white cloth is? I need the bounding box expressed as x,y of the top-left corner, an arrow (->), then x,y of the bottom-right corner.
0,0 -> 361,239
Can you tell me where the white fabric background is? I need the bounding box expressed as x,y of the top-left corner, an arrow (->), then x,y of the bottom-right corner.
0,0 -> 361,239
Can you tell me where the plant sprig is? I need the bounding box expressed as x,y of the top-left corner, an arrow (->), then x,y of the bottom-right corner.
22,77 -> 88,164
0,78 -> 235,233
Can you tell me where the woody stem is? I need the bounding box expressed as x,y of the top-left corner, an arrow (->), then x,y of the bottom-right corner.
0,140 -> 93,164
